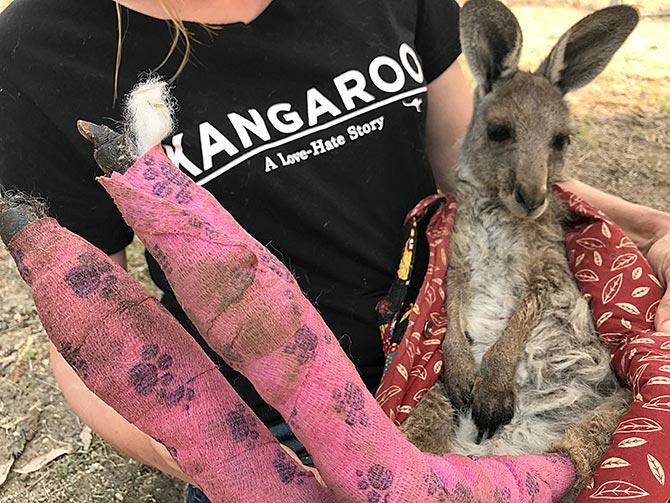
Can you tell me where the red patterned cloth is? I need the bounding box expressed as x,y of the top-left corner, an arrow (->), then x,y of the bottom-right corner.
375,193 -> 456,424
375,188 -> 669,502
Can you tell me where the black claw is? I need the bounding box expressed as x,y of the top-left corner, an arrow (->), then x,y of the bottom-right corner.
473,406 -> 514,443
77,120 -> 120,148
0,191 -> 47,245
77,120 -> 135,175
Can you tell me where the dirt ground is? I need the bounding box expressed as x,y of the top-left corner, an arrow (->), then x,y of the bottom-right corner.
1,1 -> 668,502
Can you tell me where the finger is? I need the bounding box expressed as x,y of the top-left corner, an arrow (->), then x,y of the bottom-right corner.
654,281 -> 670,333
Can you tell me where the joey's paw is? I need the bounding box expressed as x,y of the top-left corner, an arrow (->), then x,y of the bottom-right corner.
399,383 -> 454,454
77,120 -> 135,175
0,191 -> 47,245
471,378 -> 515,443
441,361 -> 476,412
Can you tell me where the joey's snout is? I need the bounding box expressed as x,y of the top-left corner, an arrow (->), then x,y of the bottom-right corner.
514,184 -> 547,215
505,178 -> 548,220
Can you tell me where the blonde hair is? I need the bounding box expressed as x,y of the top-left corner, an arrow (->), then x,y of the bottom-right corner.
114,0 -> 192,102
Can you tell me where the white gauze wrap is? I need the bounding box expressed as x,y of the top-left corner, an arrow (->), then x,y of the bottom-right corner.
124,78 -> 176,157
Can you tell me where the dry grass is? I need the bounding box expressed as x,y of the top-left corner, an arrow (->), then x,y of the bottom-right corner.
0,1 -> 668,502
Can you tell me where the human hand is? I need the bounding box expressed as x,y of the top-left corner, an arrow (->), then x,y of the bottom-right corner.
557,178 -> 670,332
644,228 -> 670,332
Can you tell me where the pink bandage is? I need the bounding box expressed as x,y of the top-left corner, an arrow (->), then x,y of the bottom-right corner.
6,217 -> 331,503
99,146 -> 575,502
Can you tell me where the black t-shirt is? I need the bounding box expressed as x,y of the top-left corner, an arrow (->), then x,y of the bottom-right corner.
0,0 -> 461,427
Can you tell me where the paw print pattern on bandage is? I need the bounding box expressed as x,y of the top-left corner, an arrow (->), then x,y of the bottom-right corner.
448,484 -> 476,503
60,341 -> 90,379
258,251 -> 295,284
494,486 -> 512,503
127,343 -> 196,410
187,216 -> 220,241
525,473 -> 540,502
332,382 -> 369,427
423,470 -> 448,502
355,464 -> 394,503
272,448 -> 309,486
150,244 -> 173,275
12,249 -> 31,282
142,155 -> 193,205
284,326 -> 318,365
152,181 -> 172,198
64,252 -> 119,299
284,289 -> 302,317
226,402 -> 261,449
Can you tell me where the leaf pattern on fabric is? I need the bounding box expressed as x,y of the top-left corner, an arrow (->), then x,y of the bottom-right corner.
647,454 -> 664,486
590,481 -> 649,499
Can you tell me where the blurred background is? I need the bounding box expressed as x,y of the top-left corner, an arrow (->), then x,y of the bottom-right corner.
1,0 -> 668,501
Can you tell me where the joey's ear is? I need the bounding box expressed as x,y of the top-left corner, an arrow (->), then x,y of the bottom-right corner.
460,0 -> 523,94
536,6 -> 638,94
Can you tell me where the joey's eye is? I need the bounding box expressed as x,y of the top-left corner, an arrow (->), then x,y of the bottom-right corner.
552,134 -> 571,151
487,124 -> 514,143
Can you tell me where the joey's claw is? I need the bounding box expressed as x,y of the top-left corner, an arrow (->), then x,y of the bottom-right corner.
471,379 -> 515,442
77,120 -> 135,175
441,363 -> 476,412
0,191 -> 47,245
77,120 -> 121,148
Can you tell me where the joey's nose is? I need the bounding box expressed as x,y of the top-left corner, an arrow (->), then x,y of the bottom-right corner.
514,185 -> 546,214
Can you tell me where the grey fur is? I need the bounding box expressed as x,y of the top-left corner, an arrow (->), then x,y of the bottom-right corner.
537,6 -> 639,94
402,0 -> 638,496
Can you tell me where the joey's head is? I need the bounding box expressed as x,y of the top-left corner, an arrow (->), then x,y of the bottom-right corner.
457,0 -> 638,219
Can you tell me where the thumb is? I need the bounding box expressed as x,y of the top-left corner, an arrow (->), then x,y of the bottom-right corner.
646,233 -> 670,332
655,287 -> 670,333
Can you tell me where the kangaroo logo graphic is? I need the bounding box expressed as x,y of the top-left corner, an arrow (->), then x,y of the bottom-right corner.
402,97 -> 423,113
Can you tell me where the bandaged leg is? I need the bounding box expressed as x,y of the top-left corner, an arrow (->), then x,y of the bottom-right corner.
0,196 -> 331,503
92,145 -> 575,502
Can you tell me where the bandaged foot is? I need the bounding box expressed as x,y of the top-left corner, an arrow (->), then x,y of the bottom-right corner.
0,194 -> 331,503
78,81 -> 576,502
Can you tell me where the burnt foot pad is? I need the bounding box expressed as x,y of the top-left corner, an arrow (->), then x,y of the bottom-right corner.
0,191 -> 47,245
77,120 -> 135,175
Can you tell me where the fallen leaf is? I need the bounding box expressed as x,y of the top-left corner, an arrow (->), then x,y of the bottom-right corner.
13,446 -> 71,475
79,426 -> 93,451
0,458 -> 14,488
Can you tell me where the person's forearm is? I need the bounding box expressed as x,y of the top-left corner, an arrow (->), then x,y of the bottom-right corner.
50,344 -> 194,484
559,179 -> 670,254
426,61 -> 473,193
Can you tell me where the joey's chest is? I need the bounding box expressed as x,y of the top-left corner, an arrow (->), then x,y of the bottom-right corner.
450,209 -> 528,363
